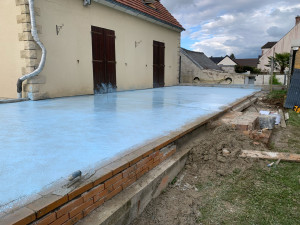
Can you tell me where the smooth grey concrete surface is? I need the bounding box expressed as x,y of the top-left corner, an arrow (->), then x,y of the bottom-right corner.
0,86 -> 257,210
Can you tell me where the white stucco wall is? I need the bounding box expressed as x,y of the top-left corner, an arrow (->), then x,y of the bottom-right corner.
0,1 -> 25,98
254,74 -> 287,85
258,23 -> 300,72
32,0 -> 181,99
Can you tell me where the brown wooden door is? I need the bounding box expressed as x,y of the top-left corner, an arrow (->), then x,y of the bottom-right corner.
153,41 -> 165,88
91,26 -> 116,93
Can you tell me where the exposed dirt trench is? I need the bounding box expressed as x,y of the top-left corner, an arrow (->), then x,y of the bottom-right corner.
131,94 -> 299,225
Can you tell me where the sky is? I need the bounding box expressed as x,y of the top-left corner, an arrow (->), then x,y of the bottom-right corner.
161,0 -> 300,58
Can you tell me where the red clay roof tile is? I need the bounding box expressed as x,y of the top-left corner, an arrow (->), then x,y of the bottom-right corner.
108,0 -> 184,30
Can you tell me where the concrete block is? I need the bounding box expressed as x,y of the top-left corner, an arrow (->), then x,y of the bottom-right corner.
16,0 -> 29,6
24,41 -> 37,50
22,23 -> 31,32
24,83 -> 40,93
258,115 -> 276,130
25,58 -> 38,67
20,50 -> 37,59
17,14 -> 30,23
19,32 -> 33,41
20,4 -> 29,14
27,92 -> 49,101
223,112 -> 259,131
22,66 -> 35,75
27,75 -> 46,84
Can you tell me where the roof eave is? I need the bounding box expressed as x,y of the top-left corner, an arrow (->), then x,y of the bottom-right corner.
93,0 -> 185,32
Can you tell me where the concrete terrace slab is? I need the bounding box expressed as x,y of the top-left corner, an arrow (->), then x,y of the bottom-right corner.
0,86 -> 257,210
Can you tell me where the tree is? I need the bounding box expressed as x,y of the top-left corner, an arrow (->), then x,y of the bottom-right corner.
230,53 -> 235,59
265,52 -> 290,74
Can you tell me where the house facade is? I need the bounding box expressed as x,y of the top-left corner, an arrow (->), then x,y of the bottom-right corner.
0,0 -> 183,100
258,16 -> 300,72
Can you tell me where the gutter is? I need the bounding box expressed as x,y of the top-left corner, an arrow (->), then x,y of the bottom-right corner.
17,0 -> 47,99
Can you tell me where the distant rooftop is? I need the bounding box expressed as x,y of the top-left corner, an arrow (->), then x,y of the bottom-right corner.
181,48 -> 221,70
209,56 -> 225,64
234,58 -> 259,68
261,42 -> 277,49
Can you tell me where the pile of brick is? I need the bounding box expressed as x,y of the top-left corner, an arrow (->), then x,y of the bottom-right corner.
220,111 -> 272,144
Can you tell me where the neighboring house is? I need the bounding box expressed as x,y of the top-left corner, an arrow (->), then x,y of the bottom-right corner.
210,55 -> 237,73
260,42 -> 277,56
0,0 -> 184,100
180,49 -> 244,84
258,16 -> 300,72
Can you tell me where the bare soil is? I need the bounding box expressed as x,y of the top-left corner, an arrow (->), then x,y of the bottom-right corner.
131,94 -> 300,225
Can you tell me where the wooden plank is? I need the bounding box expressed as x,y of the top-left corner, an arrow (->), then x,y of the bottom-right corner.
240,150 -> 300,162
278,109 -> 287,128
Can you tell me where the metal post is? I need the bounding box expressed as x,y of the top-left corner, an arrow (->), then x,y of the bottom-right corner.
270,51 -> 274,92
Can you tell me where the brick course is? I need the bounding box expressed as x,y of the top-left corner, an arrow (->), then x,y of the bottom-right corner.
1,145 -> 176,225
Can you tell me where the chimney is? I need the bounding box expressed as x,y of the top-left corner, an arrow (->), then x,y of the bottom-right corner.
296,15 -> 300,25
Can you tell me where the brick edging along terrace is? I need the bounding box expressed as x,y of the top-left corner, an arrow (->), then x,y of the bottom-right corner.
1,91 -> 260,225
1,144 -> 176,225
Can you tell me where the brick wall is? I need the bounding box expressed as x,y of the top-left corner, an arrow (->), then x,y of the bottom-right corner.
0,145 -> 176,225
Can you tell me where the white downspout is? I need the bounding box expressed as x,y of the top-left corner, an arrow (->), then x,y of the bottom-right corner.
17,0 -> 47,99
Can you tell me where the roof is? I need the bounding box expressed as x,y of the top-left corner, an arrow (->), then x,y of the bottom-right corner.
261,42 -> 277,49
234,58 -> 259,67
181,48 -> 221,70
102,0 -> 184,30
209,56 -> 224,64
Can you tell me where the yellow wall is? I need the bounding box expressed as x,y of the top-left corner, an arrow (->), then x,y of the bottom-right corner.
33,0 -> 181,99
0,1 -> 24,98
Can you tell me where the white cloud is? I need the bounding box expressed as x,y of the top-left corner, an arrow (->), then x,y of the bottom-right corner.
161,0 -> 300,58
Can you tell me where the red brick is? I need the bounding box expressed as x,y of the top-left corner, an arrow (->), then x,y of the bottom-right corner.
93,189 -> 108,202
112,176 -> 129,190
82,184 -> 104,202
104,173 -> 122,188
111,0 -> 184,29
83,198 -> 105,217
68,183 -> 94,201
150,151 -> 160,159
142,159 -> 154,170
137,157 -> 152,168
61,212 -> 83,225
35,212 -> 56,224
69,199 -> 93,218
93,171 -> 113,186
136,168 -> 149,179
56,197 -> 83,218
122,177 -> 137,190
122,165 -> 136,178
112,162 -> 129,176
105,186 -> 122,201
49,214 -> 69,225
129,155 -> 143,166
0,207 -> 36,225
165,149 -> 176,158
153,154 -> 163,163
27,195 -> 68,219
149,159 -> 160,170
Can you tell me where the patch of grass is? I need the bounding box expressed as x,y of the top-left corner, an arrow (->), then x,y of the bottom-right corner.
288,110 -> 300,127
267,90 -> 287,100
197,163 -> 300,225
